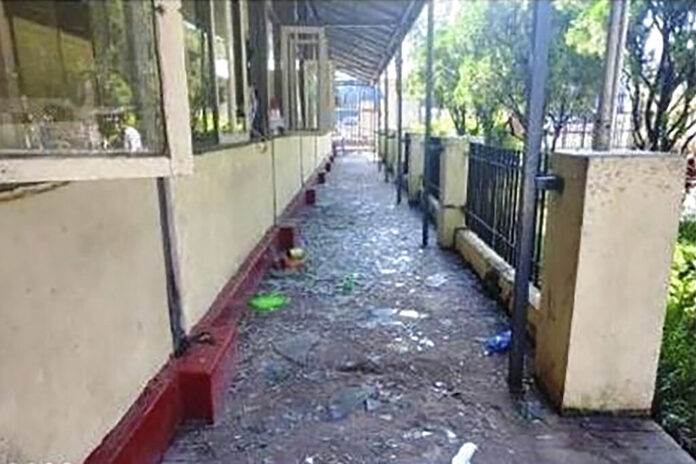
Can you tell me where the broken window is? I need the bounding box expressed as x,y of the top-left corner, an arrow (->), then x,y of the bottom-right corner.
280,26 -> 330,133
0,0 -> 164,155
182,0 -> 248,148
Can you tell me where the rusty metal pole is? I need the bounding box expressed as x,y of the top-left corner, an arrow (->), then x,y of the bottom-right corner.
421,0 -> 434,247
384,65 -> 390,182
396,44 -> 403,204
376,79 -> 381,163
509,0 -> 552,394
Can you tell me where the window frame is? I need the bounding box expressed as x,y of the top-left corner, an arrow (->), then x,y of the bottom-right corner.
280,26 -> 330,134
183,0 -> 250,151
211,0 -> 249,146
0,0 -> 193,183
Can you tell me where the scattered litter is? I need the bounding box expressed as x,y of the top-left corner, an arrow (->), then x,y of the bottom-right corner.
398,309 -> 427,319
443,427 -> 458,444
328,385 -> 375,421
188,331 -> 215,345
483,329 -> 512,355
288,247 -> 306,260
380,268 -> 397,275
248,293 -> 288,314
273,331 -> 320,366
452,442 -> 478,464
425,272 -> 448,288
340,274 -> 356,294
281,247 -> 306,270
515,398 -> 546,423
403,429 -> 434,440
365,397 -> 381,412
360,308 -> 404,329
304,457 -> 315,464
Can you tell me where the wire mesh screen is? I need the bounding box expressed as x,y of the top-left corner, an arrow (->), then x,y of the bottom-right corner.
465,143 -> 547,285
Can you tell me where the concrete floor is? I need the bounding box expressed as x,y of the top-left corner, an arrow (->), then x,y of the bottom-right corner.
163,151 -> 693,464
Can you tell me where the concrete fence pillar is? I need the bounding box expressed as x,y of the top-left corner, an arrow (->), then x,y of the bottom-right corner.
535,151 -> 684,413
437,137 -> 469,248
386,130 -> 397,174
407,133 -> 424,204
377,131 -> 386,162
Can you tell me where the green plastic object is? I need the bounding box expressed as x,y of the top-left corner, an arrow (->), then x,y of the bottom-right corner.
340,274 -> 356,294
248,293 -> 288,313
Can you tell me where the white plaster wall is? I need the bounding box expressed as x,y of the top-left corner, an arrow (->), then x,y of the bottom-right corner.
0,179 -> 171,464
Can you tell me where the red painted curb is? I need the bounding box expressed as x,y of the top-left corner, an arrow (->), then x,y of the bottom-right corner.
276,226 -> 296,251
305,189 -> 316,205
85,154 -> 332,464
84,364 -> 183,464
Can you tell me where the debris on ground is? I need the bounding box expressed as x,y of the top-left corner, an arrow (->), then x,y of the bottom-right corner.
248,292 -> 288,314
328,384 -> 376,421
288,247 -> 306,260
281,247 -> 307,270
272,331 -> 320,366
452,442 -> 478,464
339,273 -> 356,294
425,272 -> 448,288
483,329 -> 512,355
164,153 -> 683,464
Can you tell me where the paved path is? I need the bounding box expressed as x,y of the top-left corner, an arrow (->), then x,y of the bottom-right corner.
163,152 -> 692,464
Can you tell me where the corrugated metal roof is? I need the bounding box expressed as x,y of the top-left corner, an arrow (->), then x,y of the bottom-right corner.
275,0 -> 425,83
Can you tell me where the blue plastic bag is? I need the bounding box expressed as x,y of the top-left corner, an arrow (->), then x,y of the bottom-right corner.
483,329 -> 511,355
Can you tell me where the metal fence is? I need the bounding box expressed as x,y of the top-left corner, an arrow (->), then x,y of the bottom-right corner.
465,143 -> 547,285
424,137 -> 443,199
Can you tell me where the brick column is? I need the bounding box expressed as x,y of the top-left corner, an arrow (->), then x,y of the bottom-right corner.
535,151 -> 684,413
436,137 -> 469,248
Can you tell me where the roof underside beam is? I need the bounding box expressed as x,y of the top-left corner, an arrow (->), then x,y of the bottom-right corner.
304,0 -> 426,83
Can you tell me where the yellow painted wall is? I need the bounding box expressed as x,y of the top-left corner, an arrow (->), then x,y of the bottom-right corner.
172,134 -> 331,328
536,152 -> 684,412
317,132 -> 332,162
301,134 -> 317,182
0,133 -> 323,462
0,179 -> 171,464
172,141 -> 275,329
273,135 -> 303,215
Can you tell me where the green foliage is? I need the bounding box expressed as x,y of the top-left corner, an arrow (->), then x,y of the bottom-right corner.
625,0 -> 696,153
655,220 -> 696,456
407,0 -> 603,147
561,0 -> 610,56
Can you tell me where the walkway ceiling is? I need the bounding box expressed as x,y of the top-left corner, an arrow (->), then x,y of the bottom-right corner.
274,0 -> 426,84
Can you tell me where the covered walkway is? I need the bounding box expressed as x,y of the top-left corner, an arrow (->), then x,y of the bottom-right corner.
163,152 -> 690,464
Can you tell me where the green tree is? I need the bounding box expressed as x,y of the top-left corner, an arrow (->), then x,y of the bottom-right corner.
406,1 -> 487,136
565,0 -> 696,152
625,0 -> 696,152
407,0 -> 603,148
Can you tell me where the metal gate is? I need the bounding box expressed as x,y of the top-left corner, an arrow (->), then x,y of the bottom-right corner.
334,80 -> 377,149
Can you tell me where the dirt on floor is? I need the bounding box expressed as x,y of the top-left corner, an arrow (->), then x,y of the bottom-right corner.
163,152 -> 693,464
